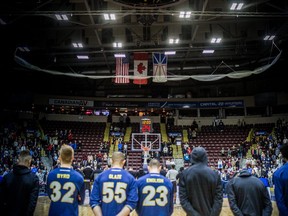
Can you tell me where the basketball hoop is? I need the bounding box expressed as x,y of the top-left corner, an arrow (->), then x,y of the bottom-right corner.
141,146 -> 150,152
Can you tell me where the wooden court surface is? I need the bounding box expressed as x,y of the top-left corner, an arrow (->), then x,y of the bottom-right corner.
34,196 -> 279,216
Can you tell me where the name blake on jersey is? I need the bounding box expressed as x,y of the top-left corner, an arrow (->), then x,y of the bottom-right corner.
109,174 -> 122,179
57,174 -> 70,179
146,178 -> 164,183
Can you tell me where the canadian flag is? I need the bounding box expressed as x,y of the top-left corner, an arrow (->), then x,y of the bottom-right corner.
133,52 -> 148,85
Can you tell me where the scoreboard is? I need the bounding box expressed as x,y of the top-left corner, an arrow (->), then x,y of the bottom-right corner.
141,118 -> 152,133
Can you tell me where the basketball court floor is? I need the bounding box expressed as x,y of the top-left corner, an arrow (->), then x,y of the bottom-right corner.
34,195 -> 279,216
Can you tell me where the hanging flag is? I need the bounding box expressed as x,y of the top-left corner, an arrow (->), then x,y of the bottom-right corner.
153,52 -> 168,82
115,54 -> 130,84
133,52 -> 148,85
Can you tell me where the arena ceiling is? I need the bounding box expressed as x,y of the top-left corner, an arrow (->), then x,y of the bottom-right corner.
1,0 -> 288,99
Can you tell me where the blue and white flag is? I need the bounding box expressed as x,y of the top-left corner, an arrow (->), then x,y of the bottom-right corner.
152,53 -> 167,82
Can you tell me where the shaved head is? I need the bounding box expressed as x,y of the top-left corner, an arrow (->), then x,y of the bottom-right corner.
111,151 -> 126,167
59,144 -> 74,164
148,159 -> 162,173
149,159 -> 161,168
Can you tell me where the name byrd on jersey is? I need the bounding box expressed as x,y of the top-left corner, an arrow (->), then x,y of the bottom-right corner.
57,174 -> 70,179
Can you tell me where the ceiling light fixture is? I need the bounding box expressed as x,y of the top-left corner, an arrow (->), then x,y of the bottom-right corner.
77,55 -> 89,59
211,38 -> 222,43
18,47 -> 30,52
202,50 -> 215,54
103,13 -> 116,20
72,43 -> 83,48
263,35 -> 275,41
179,11 -> 191,18
164,51 -> 176,55
113,42 -> 122,48
55,14 -> 69,21
169,38 -> 179,44
114,53 -> 126,58
230,2 -> 244,10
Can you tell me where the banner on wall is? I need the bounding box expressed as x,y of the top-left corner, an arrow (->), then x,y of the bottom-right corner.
49,99 -> 94,107
94,100 -> 244,108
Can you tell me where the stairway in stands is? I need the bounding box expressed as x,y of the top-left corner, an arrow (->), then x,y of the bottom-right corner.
103,123 -> 110,142
124,126 -> 132,142
160,123 -> 169,143
182,128 -> 189,143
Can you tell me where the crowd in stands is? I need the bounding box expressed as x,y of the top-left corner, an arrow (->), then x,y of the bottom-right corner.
0,117 -> 287,202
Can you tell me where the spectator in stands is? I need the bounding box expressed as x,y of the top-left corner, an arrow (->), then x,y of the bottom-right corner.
220,169 -> 229,195
96,151 -> 103,164
119,115 -> 124,128
118,140 -> 123,152
163,144 -> 168,156
123,142 -> 128,154
168,145 -> 173,156
221,147 -> 225,156
154,151 -> 160,160
273,143 -> 288,216
226,167 -> 272,216
67,129 -> 73,142
218,120 -> 224,131
183,153 -> 190,164
183,142 -> 189,150
91,164 -> 103,181
192,119 -> 198,131
217,158 -> 223,170
126,115 -> 131,127
128,167 -> 137,178
0,149 -> 39,216
83,163 -> 94,181
237,119 -> 241,128
103,142 -> 108,152
107,113 -> 112,123
259,174 -> 271,199
166,164 -> 178,204
179,147 -> 223,216
188,128 -> 193,141
102,152 -> 108,163
186,146 -> 192,155
166,158 -> 171,169
36,168 -> 45,185
176,167 -> 184,185
241,119 -> 246,128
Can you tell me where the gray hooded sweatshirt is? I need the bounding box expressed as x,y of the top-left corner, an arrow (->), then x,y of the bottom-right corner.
179,147 -> 223,216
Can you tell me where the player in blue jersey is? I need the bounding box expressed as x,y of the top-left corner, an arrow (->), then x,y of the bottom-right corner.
136,159 -> 174,216
47,144 -> 85,216
90,151 -> 138,216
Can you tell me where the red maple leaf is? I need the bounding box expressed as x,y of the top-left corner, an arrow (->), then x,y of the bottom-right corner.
137,63 -> 146,74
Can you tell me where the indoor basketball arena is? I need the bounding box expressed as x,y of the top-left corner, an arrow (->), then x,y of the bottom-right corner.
1,0 -> 288,216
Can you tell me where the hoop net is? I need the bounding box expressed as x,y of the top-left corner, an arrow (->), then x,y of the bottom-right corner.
141,146 -> 151,152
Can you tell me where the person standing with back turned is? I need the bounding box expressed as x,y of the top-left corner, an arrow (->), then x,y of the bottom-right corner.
226,165 -> 272,216
273,143 -> 288,216
47,144 -> 85,216
179,146 -> 223,216
0,149 -> 39,216
136,159 -> 174,216
90,151 -> 138,216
